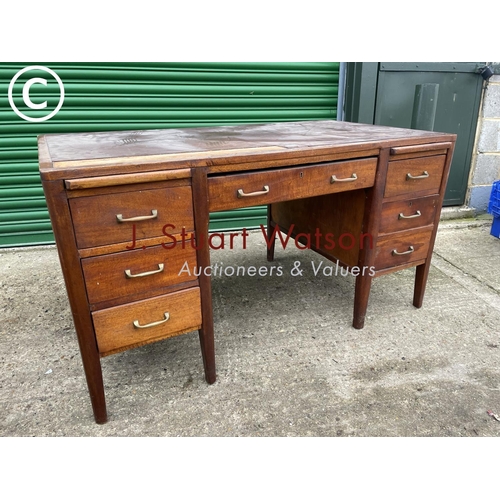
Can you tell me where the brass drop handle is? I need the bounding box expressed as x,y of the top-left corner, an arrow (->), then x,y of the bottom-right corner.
398,210 -> 422,220
392,246 -> 414,256
237,185 -> 270,198
331,173 -> 357,183
125,263 -> 164,279
133,312 -> 170,329
406,171 -> 429,180
116,209 -> 158,222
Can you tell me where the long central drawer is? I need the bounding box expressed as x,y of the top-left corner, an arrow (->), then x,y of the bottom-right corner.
207,157 -> 377,212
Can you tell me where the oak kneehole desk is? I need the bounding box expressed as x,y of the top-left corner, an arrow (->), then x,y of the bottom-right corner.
38,120 -> 456,423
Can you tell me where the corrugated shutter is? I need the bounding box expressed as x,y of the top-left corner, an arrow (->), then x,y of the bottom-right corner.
0,62 -> 340,247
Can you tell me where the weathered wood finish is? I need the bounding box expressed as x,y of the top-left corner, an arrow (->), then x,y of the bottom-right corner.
69,185 -> 194,248
208,158 -> 377,212
39,121 -> 453,181
77,232 -> 195,259
352,148 -> 391,329
389,142 -> 452,156
38,120 -> 457,423
374,228 -> 433,270
82,243 -> 198,305
384,155 -> 446,198
379,195 -> 439,235
65,169 -> 191,190
270,189 -> 367,268
66,178 -> 191,199
191,167 -> 216,385
413,145 -> 456,308
40,180 -> 108,424
93,288 -> 202,356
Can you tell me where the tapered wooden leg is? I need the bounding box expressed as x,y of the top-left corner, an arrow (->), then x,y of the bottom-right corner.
42,179 -> 108,424
413,262 -> 431,308
192,167 -> 216,384
79,342 -> 108,424
353,274 -> 373,329
198,326 -> 216,384
266,204 -> 276,262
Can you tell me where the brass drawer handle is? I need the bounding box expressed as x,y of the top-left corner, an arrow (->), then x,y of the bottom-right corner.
398,210 -> 422,220
406,171 -> 429,180
133,312 -> 170,329
392,246 -> 415,256
116,209 -> 158,222
125,263 -> 164,279
331,173 -> 357,183
237,185 -> 270,198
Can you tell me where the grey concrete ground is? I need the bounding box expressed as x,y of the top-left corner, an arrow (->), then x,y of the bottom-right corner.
1,218 -> 500,437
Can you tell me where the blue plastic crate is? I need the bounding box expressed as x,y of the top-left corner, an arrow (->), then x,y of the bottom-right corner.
488,180 -> 500,217
491,216 -> 500,239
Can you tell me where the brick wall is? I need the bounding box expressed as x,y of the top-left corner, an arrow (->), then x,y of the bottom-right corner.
468,71 -> 500,212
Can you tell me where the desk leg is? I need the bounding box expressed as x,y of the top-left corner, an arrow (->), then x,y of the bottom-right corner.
78,331 -> 108,424
42,180 -> 108,424
192,168 -> 216,384
266,205 -> 276,262
353,274 -> 372,330
413,262 -> 430,308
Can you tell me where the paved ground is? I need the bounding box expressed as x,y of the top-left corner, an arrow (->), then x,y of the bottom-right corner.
1,218 -> 500,436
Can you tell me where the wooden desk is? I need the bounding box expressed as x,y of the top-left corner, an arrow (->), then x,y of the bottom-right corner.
38,120 -> 456,423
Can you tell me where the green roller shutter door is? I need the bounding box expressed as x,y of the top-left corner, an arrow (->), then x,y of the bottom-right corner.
0,62 -> 340,247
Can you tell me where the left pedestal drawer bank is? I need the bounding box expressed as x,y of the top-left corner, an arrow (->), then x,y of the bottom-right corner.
40,161 -> 208,424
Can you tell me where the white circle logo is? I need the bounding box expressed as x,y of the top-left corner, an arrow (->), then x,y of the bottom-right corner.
8,66 -> 65,122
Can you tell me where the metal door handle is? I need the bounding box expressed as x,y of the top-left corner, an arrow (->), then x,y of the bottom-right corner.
125,263 -> 164,279
331,173 -> 358,183
392,246 -> 415,256
398,210 -> 422,220
237,185 -> 270,198
133,312 -> 170,329
406,171 -> 429,180
116,210 -> 158,222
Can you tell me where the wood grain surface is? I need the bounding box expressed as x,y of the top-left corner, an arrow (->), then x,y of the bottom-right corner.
93,287 -> 202,356
208,158 -> 377,212
379,195 -> 439,235
384,155 -> 446,198
39,121 -> 456,180
82,242 -> 198,305
70,185 -> 194,248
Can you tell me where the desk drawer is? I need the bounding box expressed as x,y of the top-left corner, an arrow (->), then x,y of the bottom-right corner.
92,287 -> 202,356
82,243 -> 198,305
69,185 -> 194,249
375,228 -> 433,270
379,195 -> 439,235
208,158 -> 377,212
384,155 -> 445,198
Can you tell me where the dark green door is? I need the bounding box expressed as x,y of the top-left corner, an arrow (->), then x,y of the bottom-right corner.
374,62 -> 484,206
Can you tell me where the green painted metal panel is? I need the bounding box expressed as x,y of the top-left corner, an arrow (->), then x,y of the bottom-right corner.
374,63 -> 483,206
0,62 -> 339,246
345,62 -> 484,206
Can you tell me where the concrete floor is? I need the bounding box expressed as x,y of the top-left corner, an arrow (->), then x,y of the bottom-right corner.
1,219 -> 500,436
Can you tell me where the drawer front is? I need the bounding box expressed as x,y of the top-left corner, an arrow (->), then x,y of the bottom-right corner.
384,155 -> 445,198
375,229 -> 433,270
70,186 -> 194,249
208,158 -> 377,212
379,195 -> 439,235
82,243 -> 198,305
92,288 -> 202,355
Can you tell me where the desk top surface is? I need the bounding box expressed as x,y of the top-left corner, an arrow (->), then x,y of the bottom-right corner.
38,120 -> 456,181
